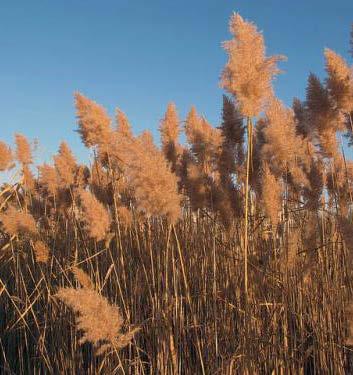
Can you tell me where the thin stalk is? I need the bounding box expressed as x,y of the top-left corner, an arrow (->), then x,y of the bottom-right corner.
243,117 -> 253,301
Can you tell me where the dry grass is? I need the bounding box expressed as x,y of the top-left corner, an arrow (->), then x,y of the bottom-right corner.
1,11 -> 353,375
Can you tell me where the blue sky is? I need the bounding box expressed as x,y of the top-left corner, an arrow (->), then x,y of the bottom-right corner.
0,0 -> 352,165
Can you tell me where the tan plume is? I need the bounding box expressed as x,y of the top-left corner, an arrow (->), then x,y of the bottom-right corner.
116,108 -> 133,138
0,141 -> 14,171
79,189 -> 111,242
75,92 -> 112,148
261,163 -> 282,227
54,142 -> 77,187
0,205 -> 38,238
33,240 -> 49,263
38,163 -> 59,196
15,133 -> 32,165
221,13 -> 285,117
56,287 -> 139,355
72,266 -> 94,289
159,102 -> 180,171
324,48 -> 353,113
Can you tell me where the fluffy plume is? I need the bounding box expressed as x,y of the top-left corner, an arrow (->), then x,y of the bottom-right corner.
306,73 -> 344,157
185,107 -> 222,173
292,98 -> 310,138
54,142 -> 77,187
117,206 -> 133,228
55,287 -> 139,355
118,134 -> 182,223
261,164 -> 282,226
74,164 -> 90,189
303,159 -> 324,210
261,98 -> 307,177
116,108 -> 133,138
221,13 -> 285,117
326,156 -> 353,216
38,164 -> 59,196
33,240 -> 49,263
22,165 -> 35,191
324,48 -> 353,113
306,73 -> 333,122
185,162 -> 208,210
72,267 -> 94,289
218,95 -> 244,180
89,160 -> 114,206
216,96 -> 244,219
15,133 -> 32,165
75,93 -> 112,148
79,189 -> 111,241
159,102 -> 180,171
0,205 -> 38,238
0,141 -> 14,171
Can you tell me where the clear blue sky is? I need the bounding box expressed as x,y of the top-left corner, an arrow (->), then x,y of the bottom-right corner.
0,0 -> 352,164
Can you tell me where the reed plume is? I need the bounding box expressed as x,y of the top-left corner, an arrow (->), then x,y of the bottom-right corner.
117,206 -> 133,228
54,142 -> 77,187
15,133 -> 32,165
79,189 -> 111,241
221,13 -> 285,117
75,93 -> 112,148
159,102 -> 180,171
185,107 -> 222,173
324,48 -> 353,113
262,98 -> 303,164
0,205 -> 38,238
55,286 -> 139,355
33,240 -> 49,263
74,164 -> 90,189
89,160 -> 114,206
72,266 -> 94,289
119,133 -> 182,223
303,159 -> 324,210
108,128 -> 181,221
22,164 -> 35,191
0,141 -> 14,171
185,161 -> 208,210
306,73 -> 344,157
292,98 -> 310,138
218,95 -> 244,181
116,108 -> 133,138
38,163 -> 59,196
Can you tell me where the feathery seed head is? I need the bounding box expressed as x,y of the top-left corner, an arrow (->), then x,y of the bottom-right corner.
324,48 -> 353,113
75,92 -> 112,148
33,240 -> 49,263
38,163 -> 59,196
79,189 -> 111,241
15,133 -> 32,165
72,267 -> 94,289
0,205 -> 38,238
0,141 -> 14,171
221,13 -> 286,117
116,108 -> 133,138
55,287 -> 139,355
54,142 -> 77,187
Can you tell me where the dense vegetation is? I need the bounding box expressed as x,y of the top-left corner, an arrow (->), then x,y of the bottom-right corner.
1,12 -> 353,374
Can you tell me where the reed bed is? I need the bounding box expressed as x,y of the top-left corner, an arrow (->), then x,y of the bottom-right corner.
1,12 -> 353,374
